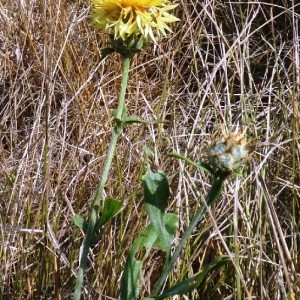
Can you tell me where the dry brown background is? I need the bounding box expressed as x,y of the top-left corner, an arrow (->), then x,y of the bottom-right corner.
0,0 -> 300,299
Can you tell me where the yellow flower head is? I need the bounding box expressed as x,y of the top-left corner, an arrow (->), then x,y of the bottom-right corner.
91,0 -> 179,43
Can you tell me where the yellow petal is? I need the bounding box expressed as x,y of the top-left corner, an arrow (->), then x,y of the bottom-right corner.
91,0 -> 179,43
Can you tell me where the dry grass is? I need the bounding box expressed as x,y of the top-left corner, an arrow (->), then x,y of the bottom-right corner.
1,0 -> 300,299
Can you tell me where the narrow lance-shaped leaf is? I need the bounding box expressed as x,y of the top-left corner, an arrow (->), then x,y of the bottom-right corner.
120,257 -> 142,300
168,152 -> 213,175
72,214 -> 88,233
121,225 -> 158,300
85,197 -> 123,245
157,257 -> 228,299
94,197 -> 123,231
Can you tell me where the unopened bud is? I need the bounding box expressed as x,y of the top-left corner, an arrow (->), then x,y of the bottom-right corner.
208,131 -> 248,172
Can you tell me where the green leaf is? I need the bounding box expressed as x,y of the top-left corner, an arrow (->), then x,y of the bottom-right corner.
122,115 -> 145,124
130,213 -> 178,256
144,146 -> 154,157
120,116 -> 166,128
72,197 -> 122,244
143,168 -> 169,216
153,213 -> 178,251
157,257 -> 228,299
113,107 -> 128,122
168,152 -> 213,175
72,215 -> 88,233
120,170 -> 178,300
120,256 -> 143,300
164,213 -> 178,236
142,168 -> 172,250
158,275 -> 199,299
130,224 -> 158,256
121,227 -> 158,300
95,197 -> 123,231
120,208 -> 178,299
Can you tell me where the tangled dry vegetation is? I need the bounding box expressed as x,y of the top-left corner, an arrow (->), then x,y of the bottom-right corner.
1,0 -> 300,299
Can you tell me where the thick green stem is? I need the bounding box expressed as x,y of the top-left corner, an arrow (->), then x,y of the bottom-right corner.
115,55 -> 131,120
74,54 -> 131,300
151,174 -> 227,297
